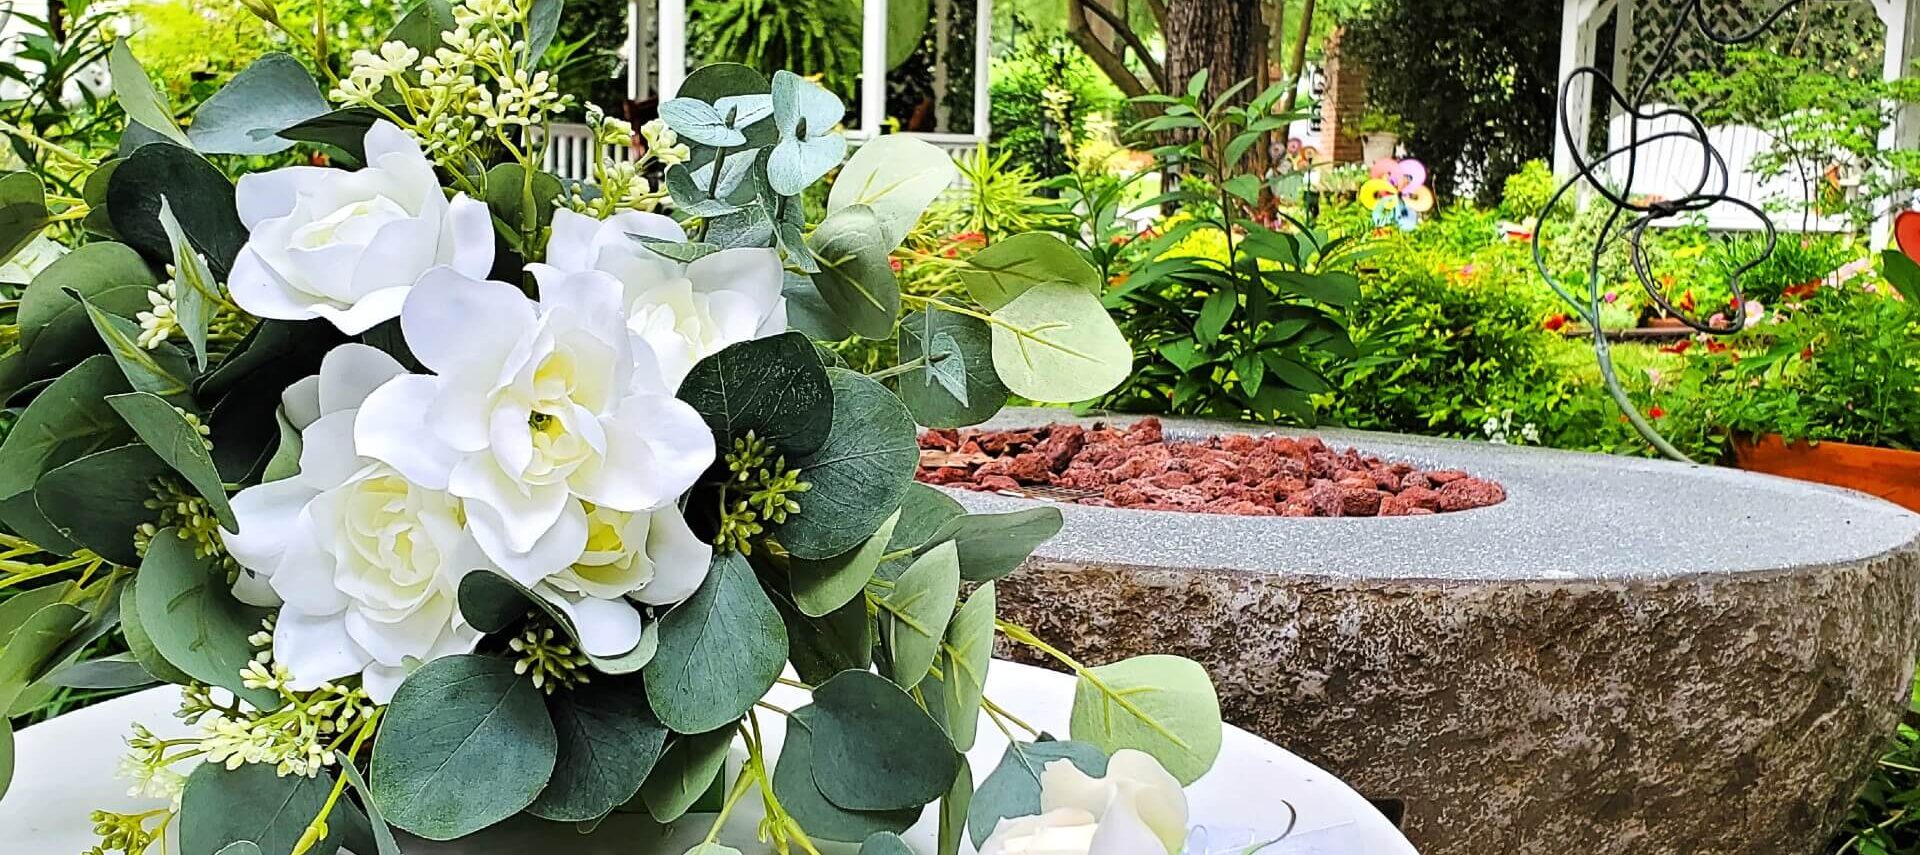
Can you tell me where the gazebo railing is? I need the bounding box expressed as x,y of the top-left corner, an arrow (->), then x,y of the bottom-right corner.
536,122 -> 979,186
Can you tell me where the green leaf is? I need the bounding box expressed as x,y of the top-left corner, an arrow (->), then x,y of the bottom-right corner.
1882,249 -> 1920,305
773,369 -> 920,560
1222,175 -> 1263,205
938,757 -> 971,855
74,291 -> 191,400
678,63 -> 771,101
807,669 -> 961,811
967,739 -> 1109,847
677,331 -> 834,458
530,675 -> 671,821
878,541 -> 959,688
0,356 -> 132,500
898,309 -> 1008,429
1262,352 -> 1330,394
0,719 -> 12,802
0,171 -> 50,266
109,40 -> 190,147
1267,270 -> 1360,307
108,143 -> 247,278
188,52 -> 329,155
920,509 -> 1062,583
278,108 -> 382,163
214,844 -> 262,855
485,163 -> 566,234
120,577 -> 193,684
372,654 -> 558,839
641,728 -> 734,822
134,530 -> 278,707
1069,654 -> 1223,785
524,0 -> 564,60
861,832 -> 916,855
14,243 -> 158,382
828,135 -> 957,249
783,270 -> 850,340
46,652 -> 158,689
989,282 -> 1133,403
35,444 -> 173,567
926,581 -> 994,750
154,199 -> 215,369
389,0 -> 457,55
958,233 -> 1101,310
660,98 -> 746,147
180,763 -> 341,855
106,392 -> 236,529
644,552 -> 787,733
807,205 -> 900,340
791,511 -> 897,617
775,585 -> 875,685
0,602 -> 81,710
456,569 -> 528,634
1196,290 -> 1236,345
338,763 -> 404,855
879,483 -> 963,579
774,710 -> 918,843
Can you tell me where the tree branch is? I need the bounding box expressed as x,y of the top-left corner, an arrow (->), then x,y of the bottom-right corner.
1067,0 -> 1155,100
1279,0 -> 1318,114
1077,0 -> 1168,91
1145,0 -> 1168,34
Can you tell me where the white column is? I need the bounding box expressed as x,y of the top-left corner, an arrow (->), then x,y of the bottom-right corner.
1553,0 -> 1601,181
626,0 -> 650,101
658,0 -> 686,100
861,0 -> 889,134
1874,0 -> 1920,246
973,0 -> 992,141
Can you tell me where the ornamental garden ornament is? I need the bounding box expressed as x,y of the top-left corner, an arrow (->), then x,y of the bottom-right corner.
0,0 -> 1271,853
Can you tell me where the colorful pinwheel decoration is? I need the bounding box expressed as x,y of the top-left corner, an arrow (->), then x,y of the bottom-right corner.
1360,157 -> 1435,231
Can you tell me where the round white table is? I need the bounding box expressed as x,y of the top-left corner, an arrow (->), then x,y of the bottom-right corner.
1,660 -> 1418,854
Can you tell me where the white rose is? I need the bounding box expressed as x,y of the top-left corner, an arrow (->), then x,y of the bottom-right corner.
228,120 -> 494,334
981,750 -> 1191,855
219,344 -> 484,702
352,266 -> 715,596
535,502 -> 713,654
532,208 -> 786,390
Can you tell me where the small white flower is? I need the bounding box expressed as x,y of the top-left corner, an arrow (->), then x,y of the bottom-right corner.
980,750 -> 1192,855
350,267 -> 715,651
136,280 -> 180,349
227,120 -> 494,334
641,118 -> 689,165
533,208 -> 787,390
219,344 -> 484,702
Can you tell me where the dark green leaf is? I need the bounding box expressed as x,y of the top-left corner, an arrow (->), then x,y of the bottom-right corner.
862,831 -> 915,855
530,675 -> 670,821
134,530 -> 278,707
918,508 -> 1062,583
485,163 -> 566,233
372,655 -> 558,840
774,710 -> 918,843
278,108 -> 382,163
791,512 -> 896,617
898,309 -> 1008,428
644,552 -> 787,733
107,391 -> 236,529
13,243 -> 157,384
678,63 -> 771,101
188,52 -> 328,155
775,584 -> 874,685
967,739 -> 1109,847
808,669 -> 961,811
0,356 -> 132,501
0,171 -> 49,266
390,0 -> 457,55
676,331 -> 834,458
35,444 -> 173,567
120,577 -> 192,684
180,763 -> 341,855
640,728 -> 733,822
45,652 -> 157,689
524,0 -> 563,60
1196,290 -> 1236,345
108,143 -> 246,277
74,290 -> 191,400
338,763 -> 404,855
774,369 -> 919,560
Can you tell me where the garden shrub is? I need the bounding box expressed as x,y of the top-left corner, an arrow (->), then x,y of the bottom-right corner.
1497,159 -> 1566,224
987,33 -> 1122,179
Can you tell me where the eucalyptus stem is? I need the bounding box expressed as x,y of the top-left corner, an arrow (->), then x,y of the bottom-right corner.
997,620 -> 1191,749
979,695 -> 1041,738
702,738 -> 760,846
900,294 -> 1097,361
293,708 -> 381,855
865,357 -> 925,382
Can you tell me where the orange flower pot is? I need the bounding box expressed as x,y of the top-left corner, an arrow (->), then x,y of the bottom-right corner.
1732,434 -> 1920,513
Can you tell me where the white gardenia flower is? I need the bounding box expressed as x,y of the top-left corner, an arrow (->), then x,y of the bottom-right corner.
228,120 -> 494,334
353,266 -> 715,631
981,750 -> 1191,855
219,344 -> 484,702
537,503 -> 713,655
532,208 -> 786,390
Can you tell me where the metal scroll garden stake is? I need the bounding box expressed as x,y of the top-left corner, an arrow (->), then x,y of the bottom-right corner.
1532,0 -> 1810,462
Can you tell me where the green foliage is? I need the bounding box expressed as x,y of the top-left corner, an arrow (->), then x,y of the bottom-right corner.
1345,0 -> 1559,203
0,1 -> 124,197
1840,676 -> 1920,854
687,0 -> 865,100
987,34 -> 1123,178
1497,160 -> 1565,224
1068,654 -> 1222,786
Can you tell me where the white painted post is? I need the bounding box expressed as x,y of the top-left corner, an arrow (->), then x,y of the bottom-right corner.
1553,0 -> 1599,181
861,0 -> 888,134
1873,0 -> 1919,248
973,0 -> 992,142
627,0 -> 649,100
1610,0 -> 1634,105
658,0 -> 686,100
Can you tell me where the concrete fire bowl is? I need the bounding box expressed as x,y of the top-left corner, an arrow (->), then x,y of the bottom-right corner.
961,410 -> 1920,855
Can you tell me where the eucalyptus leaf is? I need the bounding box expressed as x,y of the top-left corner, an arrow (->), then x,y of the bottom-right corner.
927,581 -> 994,751
861,832 -> 915,855
676,331 -> 834,458
878,483 -> 963,580
768,71 -> 847,196
898,309 -> 1008,428
877,541 -> 959,688
525,0 -> 563,61
215,842 -> 263,855
0,720 -> 12,802
120,577 -> 193,684
134,530 -> 278,707
967,739 -> 1109,848
641,728 -> 734,822
775,585 -> 874,685
808,669 -> 961,811
773,369 -> 919,560
45,652 -> 158,690
109,40 -> 189,147
187,52 -> 328,155
530,675 -> 670,821
828,136 -> 956,249
372,654 -> 558,840
0,356 -> 132,501
807,205 -> 899,340
791,511 -> 897,617
278,108 -> 382,163
0,602 -> 81,710
938,758 -> 972,855
660,98 -> 746,147
389,0 -> 458,55
0,171 -> 49,266
644,551 -> 787,734
958,233 -> 1101,310
14,243 -> 158,383
989,282 -> 1132,403
180,763 -> 342,855
36,444 -> 173,567
917,508 -> 1062,583
783,270 -> 848,340
774,711 -> 919,843
156,198 -> 214,368
74,290 -> 191,401
678,63 -> 771,102
107,143 -> 246,278
107,391 -> 236,529
1068,654 -> 1223,785
338,763 -> 404,855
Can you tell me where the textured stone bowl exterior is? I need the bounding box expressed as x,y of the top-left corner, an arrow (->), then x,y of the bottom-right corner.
961,410 -> 1920,855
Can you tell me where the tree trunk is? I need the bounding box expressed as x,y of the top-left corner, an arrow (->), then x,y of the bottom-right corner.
1165,0 -> 1264,103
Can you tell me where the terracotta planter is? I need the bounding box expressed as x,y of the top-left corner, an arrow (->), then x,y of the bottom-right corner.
1733,434 -> 1920,512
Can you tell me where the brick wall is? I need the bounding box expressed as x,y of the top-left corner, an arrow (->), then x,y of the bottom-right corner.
1320,28 -> 1369,164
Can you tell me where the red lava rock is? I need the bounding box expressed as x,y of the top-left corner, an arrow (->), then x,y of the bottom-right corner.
917,418 -> 1506,518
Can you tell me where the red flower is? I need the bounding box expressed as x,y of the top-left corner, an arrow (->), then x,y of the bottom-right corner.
1542,313 -> 1570,332
1783,280 -> 1820,300
1660,340 -> 1692,355
888,257 -> 903,272
309,151 -> 331,167
1676,289 -> 1696,312
1704,340 -> 1730,354
1799,347 -> 1815,361
1647,406 -> 1667,420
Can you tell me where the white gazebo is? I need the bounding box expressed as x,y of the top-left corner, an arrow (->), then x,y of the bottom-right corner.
1553,0 -> 1920,234
544,0 -> 993,182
